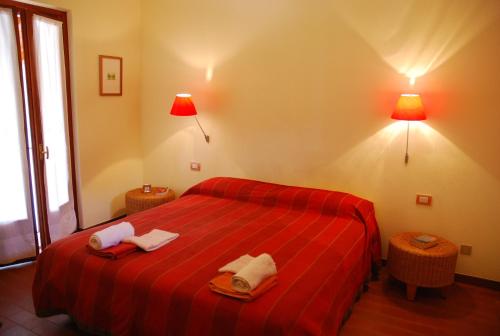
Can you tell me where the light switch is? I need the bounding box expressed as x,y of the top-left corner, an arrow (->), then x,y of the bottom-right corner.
416,194 -> 432,206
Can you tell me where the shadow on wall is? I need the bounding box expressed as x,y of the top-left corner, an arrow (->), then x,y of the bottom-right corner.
111,192 -> 127,219
79,157 -> 141,227
419,23 -> 500,182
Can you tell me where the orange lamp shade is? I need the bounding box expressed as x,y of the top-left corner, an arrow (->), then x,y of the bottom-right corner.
391,94 -> 426,121
170,93 -> 197,116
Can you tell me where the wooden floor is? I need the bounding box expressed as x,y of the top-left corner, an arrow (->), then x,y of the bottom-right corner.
0,262 -> 498,336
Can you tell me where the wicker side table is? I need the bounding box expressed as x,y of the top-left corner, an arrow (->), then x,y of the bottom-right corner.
387,232 -> 458,301
125,187 -> 175,214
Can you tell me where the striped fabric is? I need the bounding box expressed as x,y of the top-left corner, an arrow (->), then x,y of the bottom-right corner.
33,177 -> 381,335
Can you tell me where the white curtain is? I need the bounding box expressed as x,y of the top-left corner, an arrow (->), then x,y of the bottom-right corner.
0,8 -> 36,264
33,15 -> 76,241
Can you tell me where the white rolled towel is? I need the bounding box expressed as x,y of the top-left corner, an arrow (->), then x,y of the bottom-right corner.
88,222 -> 135,250
218,254 -> 254,273
123,229 -> 179,252
231,253 -> 277,292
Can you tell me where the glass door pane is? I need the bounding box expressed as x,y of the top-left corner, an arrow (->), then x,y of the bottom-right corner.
32,14 -> 76,242
0,8 -> 36,264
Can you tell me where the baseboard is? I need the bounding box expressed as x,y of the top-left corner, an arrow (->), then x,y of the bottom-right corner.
0,257 -> 36,269
454,273 -> 500,291
381,259 -> 499,291
76,214 -> 127,232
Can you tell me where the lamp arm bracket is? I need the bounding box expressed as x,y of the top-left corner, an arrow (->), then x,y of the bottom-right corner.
195,115 -> 210,143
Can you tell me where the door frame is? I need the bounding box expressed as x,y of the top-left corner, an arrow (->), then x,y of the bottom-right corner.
0,0 -> 80,250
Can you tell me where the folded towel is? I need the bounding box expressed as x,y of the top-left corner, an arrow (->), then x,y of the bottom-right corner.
88,222 -> 135,250
231,253 -> 277,292
218,254 -> 254,273
124,229 -> 179,251
86,243 -> 138,259
209,272 -> 277,302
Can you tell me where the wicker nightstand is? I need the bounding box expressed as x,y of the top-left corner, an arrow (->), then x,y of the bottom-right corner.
125,187 -> 175,214
387,232 -> 458,301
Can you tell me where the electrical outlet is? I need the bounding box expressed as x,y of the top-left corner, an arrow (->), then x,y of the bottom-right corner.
460,245 -> 472,256
416,194 -> 432,206
190,162 -> 201,171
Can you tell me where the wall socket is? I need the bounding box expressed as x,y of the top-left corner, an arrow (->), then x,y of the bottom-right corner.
460,245 -> 472,256
190,162 -> 201,171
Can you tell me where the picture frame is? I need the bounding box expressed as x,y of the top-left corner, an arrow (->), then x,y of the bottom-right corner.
99,55 -> 122,96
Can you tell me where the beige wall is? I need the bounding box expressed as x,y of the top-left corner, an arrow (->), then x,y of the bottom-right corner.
140,0 -> 500,281
25,0 -> 499,280
35,0 -> 144,228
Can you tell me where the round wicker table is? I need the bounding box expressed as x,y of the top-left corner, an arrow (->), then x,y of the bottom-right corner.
387,232 -> 458,301
125,187 -> 175,214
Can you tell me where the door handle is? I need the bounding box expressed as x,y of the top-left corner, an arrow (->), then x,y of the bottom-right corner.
39,144 -> 49,160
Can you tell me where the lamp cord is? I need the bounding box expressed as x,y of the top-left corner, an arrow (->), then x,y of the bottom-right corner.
194,115 -> 210,143
405,121 -> 410,164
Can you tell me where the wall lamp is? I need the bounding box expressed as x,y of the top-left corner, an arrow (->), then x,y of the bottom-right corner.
391,93 -> 426,164
170,93 -> 209,143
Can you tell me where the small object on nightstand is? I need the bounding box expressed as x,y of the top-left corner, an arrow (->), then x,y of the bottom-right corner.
410,234 -> 438,249
142,184 -> 152,193
126,187 -> 175,214
156,187 -> 169,195
414,235 -> 436,243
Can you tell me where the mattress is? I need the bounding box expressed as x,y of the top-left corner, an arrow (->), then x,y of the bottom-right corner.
33,177 -> 381,335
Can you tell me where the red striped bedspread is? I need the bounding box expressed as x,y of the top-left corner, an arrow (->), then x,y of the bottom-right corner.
33,177 -> 381,335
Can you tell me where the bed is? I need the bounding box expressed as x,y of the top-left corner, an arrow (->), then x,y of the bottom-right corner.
33,177 -> 381,335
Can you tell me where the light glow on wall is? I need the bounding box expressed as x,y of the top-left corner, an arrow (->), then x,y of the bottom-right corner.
205,66 -> 213,82
333,0 -> 500,81
149,1 -> 291,81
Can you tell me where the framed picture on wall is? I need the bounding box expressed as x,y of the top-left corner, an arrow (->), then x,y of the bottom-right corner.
99,55 -> 122,96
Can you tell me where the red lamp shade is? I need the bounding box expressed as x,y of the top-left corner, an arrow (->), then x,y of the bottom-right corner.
391,94 -> 426,121
170,93 -> 197,116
